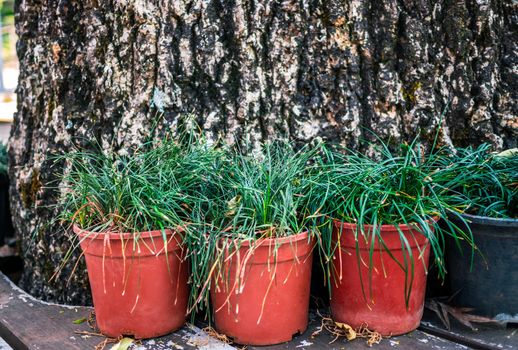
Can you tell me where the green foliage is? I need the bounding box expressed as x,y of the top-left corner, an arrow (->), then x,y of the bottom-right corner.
185,141 -> 320,314
54,126 -> 225,314
1,2 -> 17,72
305,138 -> 477,304
0,142 -> 7,178
0,1 -> 15,17
212,142 -> 318,238
55,120 -> 516,313
57,133 -> 219,234
433,145 -> 518,218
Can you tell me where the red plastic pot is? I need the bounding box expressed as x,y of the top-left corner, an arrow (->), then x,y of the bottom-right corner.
211,231 -> 314,345
75,225 -> 189,339
330,220 -> 431,336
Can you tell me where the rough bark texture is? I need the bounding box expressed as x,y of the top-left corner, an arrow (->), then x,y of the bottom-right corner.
10,0 -> 518,304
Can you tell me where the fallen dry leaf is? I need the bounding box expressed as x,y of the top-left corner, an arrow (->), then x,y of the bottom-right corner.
72,317 -> 87,324
334,322 -> 357,340
109,337 -> 133,350
426,299 -> 500,330
312,311 -> 381,346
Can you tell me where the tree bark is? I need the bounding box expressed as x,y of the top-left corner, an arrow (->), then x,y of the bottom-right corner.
10,0 -> 517,304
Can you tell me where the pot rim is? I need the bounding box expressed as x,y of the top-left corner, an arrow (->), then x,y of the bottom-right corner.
459,213 -> 518,228
216,230 -> 312,247
73,224 -> 184,240
332,217 -> 439,232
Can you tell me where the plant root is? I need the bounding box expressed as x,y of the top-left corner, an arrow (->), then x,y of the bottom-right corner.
202,326 -> 232,344
87,310 -> 99,332
74,311 -> 141,350
202,326 -> 247,350
312,311 -> 382,347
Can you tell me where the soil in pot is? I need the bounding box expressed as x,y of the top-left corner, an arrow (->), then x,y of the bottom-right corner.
210,231 -> 314,346
330,220 -> 431,336
446,213 -> 518,318
75,226 -> 189,339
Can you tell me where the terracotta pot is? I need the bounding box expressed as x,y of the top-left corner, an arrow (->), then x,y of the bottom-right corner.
74,225 -> 189,339
330,220 -> 431,336
211,231 -> 314,345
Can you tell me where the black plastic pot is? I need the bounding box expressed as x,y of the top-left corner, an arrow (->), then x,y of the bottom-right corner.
446,213 -> 518,317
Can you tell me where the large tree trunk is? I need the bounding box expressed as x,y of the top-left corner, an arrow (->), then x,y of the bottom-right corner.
10,0 -> 517,304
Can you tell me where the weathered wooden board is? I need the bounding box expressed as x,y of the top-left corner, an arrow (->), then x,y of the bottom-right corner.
0,271 -> 493,350
0,274 -> 102,350
0,272 -> 99,349
420,310 -> 518,350
253,333 -> 469,350
0,272 -> 233,350
0,336 -> 13,350
247,311 -> 470,350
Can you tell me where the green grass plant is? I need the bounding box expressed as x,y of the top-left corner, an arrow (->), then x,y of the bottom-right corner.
57,135 -> 217,234
305,138 -> 476,305
185,141 -> 320,315
432,145 -> 517,219
54,130 -> 221,288
54,119 -> 516,315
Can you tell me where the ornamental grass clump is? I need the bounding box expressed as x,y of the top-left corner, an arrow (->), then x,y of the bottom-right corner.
432,147 -> 518,321
53,131 -> 223,338
58,134 -> 216,234
214,142 -> 316,238
184,141 -> 322,344
307,138 -> 475,291
432,145 -> 518,219
304,138 -> 482,335
186,141 -> 319,313
56,131 -> 221,268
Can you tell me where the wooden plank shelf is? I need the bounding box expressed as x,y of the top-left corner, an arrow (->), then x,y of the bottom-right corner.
1,272 -> 516,350
0,273 -> 233,350
419,310 -> 518,350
